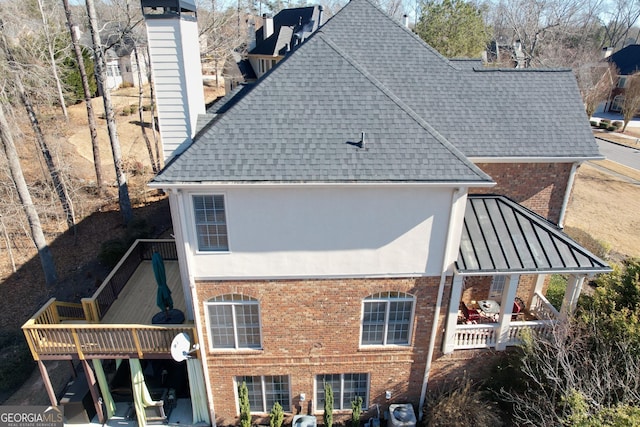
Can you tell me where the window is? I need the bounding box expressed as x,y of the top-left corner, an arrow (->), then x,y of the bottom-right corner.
610,95 -> 624,112
618,77 -> 627,88
193,195 -> 228,251
205,294 -> 261,349
489,276 -> 506,300
361,292 -> 414,346
237,375 -> 291,412
315,374 -> 368,410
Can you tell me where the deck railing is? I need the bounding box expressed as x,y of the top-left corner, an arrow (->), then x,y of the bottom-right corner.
451,292 -> 558,350
82,239 -> 177,321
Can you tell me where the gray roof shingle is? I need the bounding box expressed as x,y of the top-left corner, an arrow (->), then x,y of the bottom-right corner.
155,0 -> 601,184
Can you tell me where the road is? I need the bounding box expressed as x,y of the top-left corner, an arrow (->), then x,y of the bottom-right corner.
596,138 -> 640,171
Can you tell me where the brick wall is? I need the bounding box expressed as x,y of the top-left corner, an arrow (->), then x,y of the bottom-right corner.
461,275 -> 539,306
471,162 -> 573,223
195,277 -> 446,426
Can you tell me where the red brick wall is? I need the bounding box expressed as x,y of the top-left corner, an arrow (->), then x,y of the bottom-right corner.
195,277 -> 446,426
471,162 -> 573,223
461,275 -> 538,306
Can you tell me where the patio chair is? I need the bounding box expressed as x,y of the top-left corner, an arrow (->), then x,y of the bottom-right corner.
460,301 -> 480,323
512,297 -> 525,320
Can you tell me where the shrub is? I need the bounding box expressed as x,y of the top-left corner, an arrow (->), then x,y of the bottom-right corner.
324,383 -> 334,427
239,382 -> 251,427
351,396 -> 363,427
601,118 -> 611,124
590,121 -> 598,127
98,238 -> 128,268
424,378 -> 504,426
546,274 -> 567,310
607,125 -> 617,131
269,402 -> 284,427
125,218 -> 153,245
612,121 -> 623,129
599,122 -> 609,129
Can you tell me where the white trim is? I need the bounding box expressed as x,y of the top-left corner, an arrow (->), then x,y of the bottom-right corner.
470,156 -> 604,163
359,292 -> 415,347
204,294 -> 263,351
194,272 -> 441,281
149,181 -> 494,189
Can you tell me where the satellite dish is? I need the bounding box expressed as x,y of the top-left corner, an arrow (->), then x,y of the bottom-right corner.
171,333 -> 198,362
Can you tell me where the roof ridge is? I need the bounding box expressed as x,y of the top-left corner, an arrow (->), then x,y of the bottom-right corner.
316,32 -> 493,183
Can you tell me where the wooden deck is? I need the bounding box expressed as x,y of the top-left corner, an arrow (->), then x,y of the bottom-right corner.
101,260 -> 186,325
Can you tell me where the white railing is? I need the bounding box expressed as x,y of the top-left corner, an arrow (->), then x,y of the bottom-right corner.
530,291 -> 560,320
452,324 -> 498,349
505,320 -> 555,346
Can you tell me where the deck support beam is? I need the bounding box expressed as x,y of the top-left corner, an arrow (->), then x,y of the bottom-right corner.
38,360 -> 58,407
81,359 -> 105,424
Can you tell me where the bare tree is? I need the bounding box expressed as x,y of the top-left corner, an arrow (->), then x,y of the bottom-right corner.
601,0 -> 640,49
0,102 -> 57,287
575,62 -> 617,118
621,72 -> 640,131
85,0 -> 133,224
61,0 -> 105,194
0,28 -> 76,230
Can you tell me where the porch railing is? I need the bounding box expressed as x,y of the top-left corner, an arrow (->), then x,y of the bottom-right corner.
81,239 -> 177,322
451,291 -> 559,351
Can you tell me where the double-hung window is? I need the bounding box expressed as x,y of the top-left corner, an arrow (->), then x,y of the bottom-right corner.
237,375 -> 291,412
205,294 -> 261,350
315,373 -> 368,411
361,292 -> 414,346
193,195 -> 228,251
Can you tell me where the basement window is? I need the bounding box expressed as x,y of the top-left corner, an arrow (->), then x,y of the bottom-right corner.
236,375 -> 291,412
315,373 -> 369,411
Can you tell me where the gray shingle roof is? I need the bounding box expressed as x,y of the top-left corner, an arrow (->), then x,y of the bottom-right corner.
156,33 -> 491,183
156,0 -> 601,184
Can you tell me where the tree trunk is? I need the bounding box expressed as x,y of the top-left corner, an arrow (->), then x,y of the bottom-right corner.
133,42 -> 158,174
61,0 -> 104,194
145,46 -> 162,170
0,103 -> 57,286
0,31 -> 76,230
85,0 -> 133,225
37,0 -> 68,121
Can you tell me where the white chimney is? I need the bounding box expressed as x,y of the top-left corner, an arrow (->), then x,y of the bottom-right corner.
262,13 -> 274,40
602,46 -> 613,58
403,14 -> 409,28
141,0 -> 206,162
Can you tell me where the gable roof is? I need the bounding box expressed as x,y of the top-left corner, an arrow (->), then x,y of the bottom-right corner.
608,44 -> 640,76
155,0 -> 602,185
155,33 -> 492,184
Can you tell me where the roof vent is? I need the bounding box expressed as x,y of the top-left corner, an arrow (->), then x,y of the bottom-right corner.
360,131 -> 366,149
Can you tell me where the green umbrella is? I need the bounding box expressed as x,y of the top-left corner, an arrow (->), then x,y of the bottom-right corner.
153,251 -> 173,313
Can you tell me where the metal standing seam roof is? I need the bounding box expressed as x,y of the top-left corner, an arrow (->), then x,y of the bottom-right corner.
457,195 -> 612,275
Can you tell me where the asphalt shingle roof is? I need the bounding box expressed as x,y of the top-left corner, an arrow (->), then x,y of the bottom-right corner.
155,0 -> 602,184
608,44 -> 640,76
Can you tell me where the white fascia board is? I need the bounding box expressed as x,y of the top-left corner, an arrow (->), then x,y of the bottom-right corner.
148,180 -> 496,190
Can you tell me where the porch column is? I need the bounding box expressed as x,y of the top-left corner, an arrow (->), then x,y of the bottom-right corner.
531,274 -> 546,306
560,274 -> 586,318
443,274 -> 464,354
495,274 -> 520,351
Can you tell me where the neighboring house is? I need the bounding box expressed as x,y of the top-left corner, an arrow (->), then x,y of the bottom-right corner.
96,23 -> 149,91
606,44 -> 640,112
23,0 -> 610,426
223,5 -> 324,93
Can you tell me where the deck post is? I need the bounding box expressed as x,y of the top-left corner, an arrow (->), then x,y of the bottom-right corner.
443,274 -> 464,354
531,274 -> 546,307
495,274 -> 519,351
81,359 -> 105,424
38,360 -> 58,407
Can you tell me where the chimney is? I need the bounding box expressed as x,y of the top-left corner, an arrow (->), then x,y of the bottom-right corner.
262,14 -> 274,40
318,6 -> 324,27
141,0 -> 206,162
403,14 -> 409,28
248,19 -> 256,51
602,46 -> 613,58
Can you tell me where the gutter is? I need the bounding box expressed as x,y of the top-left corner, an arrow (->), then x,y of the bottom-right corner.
149,181 -> 495,189
418,186 -> 464,419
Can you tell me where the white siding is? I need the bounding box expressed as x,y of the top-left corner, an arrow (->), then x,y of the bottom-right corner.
173,185 -> 464,279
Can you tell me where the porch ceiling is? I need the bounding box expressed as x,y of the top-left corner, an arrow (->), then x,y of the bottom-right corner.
456,195 -> 612,275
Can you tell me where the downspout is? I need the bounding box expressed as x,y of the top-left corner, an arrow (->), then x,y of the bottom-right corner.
558,162 -> 579,229
174,189 -> 217,427
418,187 -> 464,420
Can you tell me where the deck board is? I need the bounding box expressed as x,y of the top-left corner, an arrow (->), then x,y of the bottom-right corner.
101,261 -> 187,324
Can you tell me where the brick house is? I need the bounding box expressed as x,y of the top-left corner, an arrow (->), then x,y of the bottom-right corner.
22,0 -> 610,425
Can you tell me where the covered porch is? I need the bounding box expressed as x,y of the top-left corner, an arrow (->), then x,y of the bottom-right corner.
443,195 -> 612,353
